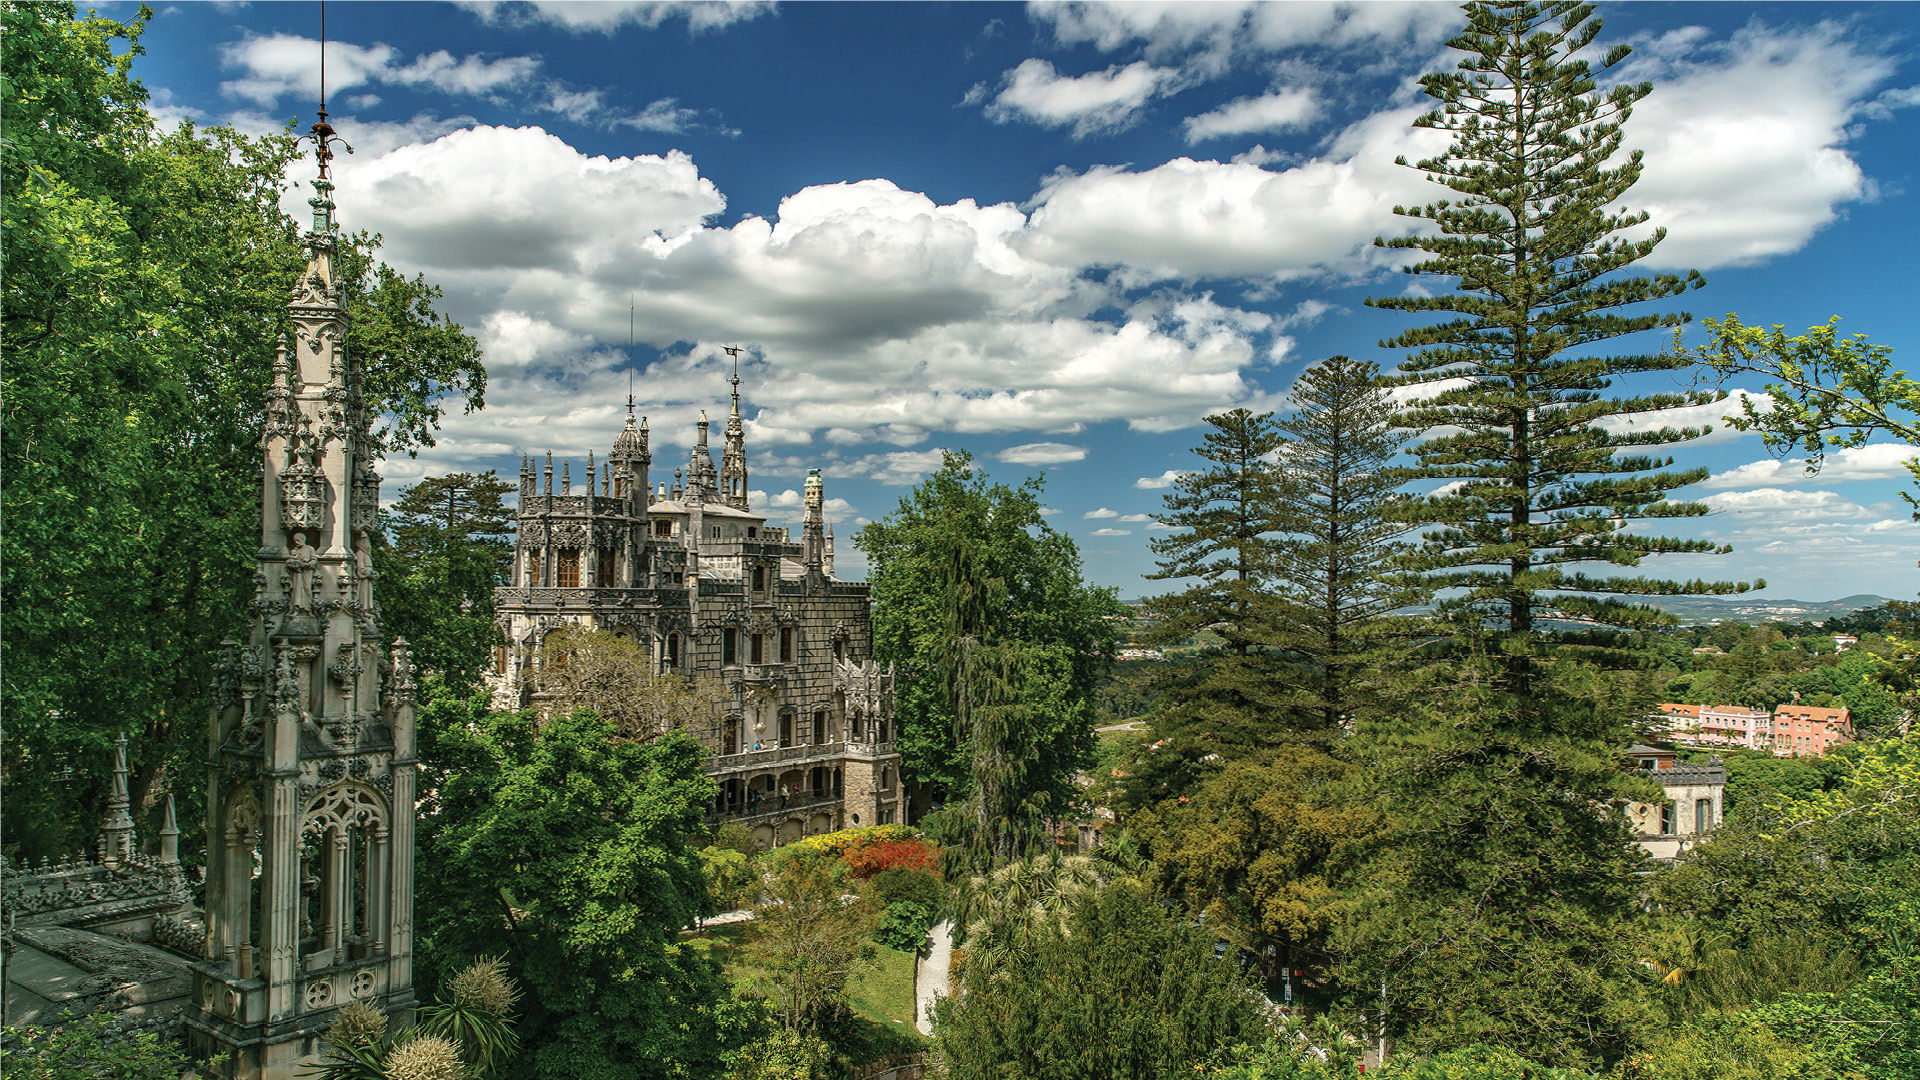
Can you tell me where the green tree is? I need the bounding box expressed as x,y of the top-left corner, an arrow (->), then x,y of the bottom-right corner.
1270,356 -> 1421,734
1369,0 -> 1746,699
856,450 -> 1120,835
1683,315 -> 1917,515
1,2 -> 483,862
1141,408 -> 1288,772
744,852 -> 878,1038
375,471 -> 515,689
535,626 -> 728,741
1130,746 -> 1377,977
934,881 -> 1264,1080
1339,6 -> 1754,1066
415,688 -> 753,1079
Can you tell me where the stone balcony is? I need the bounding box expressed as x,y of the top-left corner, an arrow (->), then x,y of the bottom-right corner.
707,790 -> 843,827
703,740 -> 897,776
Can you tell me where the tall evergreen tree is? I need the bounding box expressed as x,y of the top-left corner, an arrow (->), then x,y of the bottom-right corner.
1270,356 -> 1420,734
375,471 -> 516,689
1140,409 -> 1288,773
1369,0 -> 1747,709
1339,4 -> 1744,1067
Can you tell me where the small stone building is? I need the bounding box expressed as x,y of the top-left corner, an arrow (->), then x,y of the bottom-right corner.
488,372 -> 903,847
1625,744 -> 1726,863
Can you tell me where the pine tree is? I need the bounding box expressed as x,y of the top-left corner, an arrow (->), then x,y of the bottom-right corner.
1269,356 -> 1421,735
1140,409 -> 1288,773
1340,5 -> 1748,1066
1370,0 -> 1748,714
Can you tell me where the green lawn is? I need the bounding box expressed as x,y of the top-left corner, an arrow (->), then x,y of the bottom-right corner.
688,920 -> 925,1059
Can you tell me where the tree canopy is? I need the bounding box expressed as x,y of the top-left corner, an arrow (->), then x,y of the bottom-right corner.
1,1 -> 485,862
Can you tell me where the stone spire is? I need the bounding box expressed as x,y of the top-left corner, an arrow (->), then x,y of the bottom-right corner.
686,409 -> 719,501
803,468 -> 826,575
825,521 -> 836,579
193,97 -> 420,1075
720,354 -> 749,510
99,732 -> 136,866
610,395 -> 649,504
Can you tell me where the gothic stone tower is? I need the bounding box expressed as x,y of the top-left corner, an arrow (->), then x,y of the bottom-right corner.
185,126 -> 418,1079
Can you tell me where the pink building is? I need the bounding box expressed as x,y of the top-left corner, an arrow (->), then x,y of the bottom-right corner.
1770,704 -> 1854,757
1650,703 -> 1771,752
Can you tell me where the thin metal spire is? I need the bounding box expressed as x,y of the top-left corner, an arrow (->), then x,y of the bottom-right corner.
628,297 -> 636,413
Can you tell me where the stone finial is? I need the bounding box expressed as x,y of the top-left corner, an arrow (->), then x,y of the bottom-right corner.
562,459 -> 571,495
159,794 -> 180,866
544,451 -> 554,495
99,733 -> 136,866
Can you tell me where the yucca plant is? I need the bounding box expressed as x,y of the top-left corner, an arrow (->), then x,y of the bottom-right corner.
305,1002 -> 393,1080
414,957 -> 521,1079
382,1035 -> 466,1080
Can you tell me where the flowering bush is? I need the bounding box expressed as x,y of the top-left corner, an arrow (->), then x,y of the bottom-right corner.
786,823 -> 920,859
844,838 -> 939,879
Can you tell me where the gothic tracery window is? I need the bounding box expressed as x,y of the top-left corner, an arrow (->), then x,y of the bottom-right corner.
556,548 -> 581,588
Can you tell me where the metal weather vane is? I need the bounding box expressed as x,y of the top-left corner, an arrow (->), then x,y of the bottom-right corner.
293,1 -> 354,178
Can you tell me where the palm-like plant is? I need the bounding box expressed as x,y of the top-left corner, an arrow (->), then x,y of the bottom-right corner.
953,853 -> 1103,978
415,958 -> 521,1080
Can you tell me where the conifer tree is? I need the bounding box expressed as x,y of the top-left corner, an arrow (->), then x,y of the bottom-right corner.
1140,409 -> 1288,770
1341,5 -> 1746,1066
1269,357 -> 1421,734
1370,0 -> 1747,712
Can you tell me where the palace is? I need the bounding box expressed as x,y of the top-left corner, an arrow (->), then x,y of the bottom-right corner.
487,371 -> 904,847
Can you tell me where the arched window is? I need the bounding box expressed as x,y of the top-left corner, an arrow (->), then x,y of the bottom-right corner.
880,767 -> 891,790
597,548 -> 618,587
296,784 -> 389,967
556,548 -> 581,588
526,549 -> 542,587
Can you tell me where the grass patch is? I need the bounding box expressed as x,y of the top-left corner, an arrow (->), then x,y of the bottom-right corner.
688,920 -> 926,1062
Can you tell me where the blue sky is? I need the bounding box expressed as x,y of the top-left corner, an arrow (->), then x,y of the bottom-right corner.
124,1 -> 1918,602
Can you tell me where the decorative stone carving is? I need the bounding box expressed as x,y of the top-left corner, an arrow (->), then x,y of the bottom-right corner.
279,440 -> 327,536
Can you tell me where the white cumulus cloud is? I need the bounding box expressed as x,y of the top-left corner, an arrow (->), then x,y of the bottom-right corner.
1182,88 -> 1320,142
998,442 -> 1088,465
1135,469 -> 1189,489
219,34 -> 537,106
974,58 -> 1187,138
459,1 -> 776,34
1700,443 -> 1920,490
1084,507 -> 1120,519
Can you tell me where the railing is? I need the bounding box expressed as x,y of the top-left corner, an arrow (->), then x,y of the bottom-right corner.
707,791 -> 843,826
709,741 -> 846,771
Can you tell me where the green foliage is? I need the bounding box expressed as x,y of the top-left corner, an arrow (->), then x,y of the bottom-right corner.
415,687 -> 750,1080
935,881 -> 1264,1080
699,843 -> 757,913
0,1015 -> 200,1080
724,1027 -> 835,1080
874,899 -> 935,954
1132,746 -> 1377,973
744,849 -> 878,1036
864,866 -> 946,913
856,450 -> 1121,852
1685,315 -> 1918,515
375,472 -> 515,689
0,1 -> 482,863
1368,0 -> 1743,703
1270,356 -> 1423,735
415,957 -> 523,1079
1142,408 -> 1290,775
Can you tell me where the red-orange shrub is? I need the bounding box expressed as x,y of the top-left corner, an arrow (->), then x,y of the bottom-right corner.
842,837 -> 938,879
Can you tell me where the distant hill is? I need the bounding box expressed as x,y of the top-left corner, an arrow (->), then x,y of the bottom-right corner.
1635,593 -> 1897,624
1118,593 -> 1902,626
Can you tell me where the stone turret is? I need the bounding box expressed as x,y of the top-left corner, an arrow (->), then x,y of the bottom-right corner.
687,410 -> 718,502
720,359 -> 749,510
188,110 -> 418,1079
803,469 -> 826,576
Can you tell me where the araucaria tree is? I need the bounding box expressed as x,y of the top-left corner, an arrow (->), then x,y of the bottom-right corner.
1270,356 -> 1420,734
1141,409 -> 1287,768
1345,3 -> 1749,1067
1372,0 -> 1746,699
